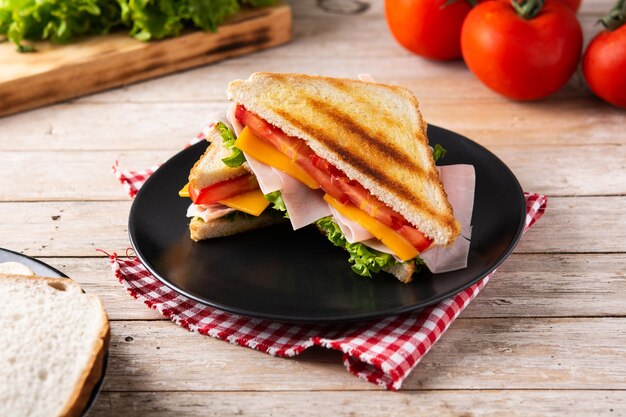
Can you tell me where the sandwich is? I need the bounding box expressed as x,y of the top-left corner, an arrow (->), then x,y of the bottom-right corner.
182,73 -> 469,282
180,120 -> 285,242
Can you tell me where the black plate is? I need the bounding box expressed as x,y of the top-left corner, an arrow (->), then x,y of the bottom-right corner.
129,125 -> 526,323
0,248 -> 108,416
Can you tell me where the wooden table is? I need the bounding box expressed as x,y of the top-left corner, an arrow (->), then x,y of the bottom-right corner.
1,1 -> 625,415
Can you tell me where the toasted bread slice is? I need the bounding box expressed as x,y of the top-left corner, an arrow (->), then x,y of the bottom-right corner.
190,212 -> 284,241
188,123 -> 250,190
227,73 -> 459,246
0,273 -> 109,417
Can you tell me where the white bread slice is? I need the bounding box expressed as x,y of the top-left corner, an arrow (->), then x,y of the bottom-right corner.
227,73 -> 460,246
188,123 -> 251,190
0,274 -> 109,417
190,212 -> 284,241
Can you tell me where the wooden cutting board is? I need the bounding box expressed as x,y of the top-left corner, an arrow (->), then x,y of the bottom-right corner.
0,5 -> 291,117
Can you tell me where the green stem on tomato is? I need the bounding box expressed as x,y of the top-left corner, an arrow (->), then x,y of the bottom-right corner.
511,0 -> 544,19
600,0 -> 626,31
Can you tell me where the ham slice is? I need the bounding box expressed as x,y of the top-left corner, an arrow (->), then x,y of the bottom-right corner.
328,205 -> 374,243
279,172 -> 331,230
186,203 -> 235,222
242,152 -> 283,194
415,164 -> 475,273
227,103 -> 245,136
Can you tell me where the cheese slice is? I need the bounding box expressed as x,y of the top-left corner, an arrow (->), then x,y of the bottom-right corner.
179,183 -> 190,197
234,127 -> 320,189
324,194 -> 418,262
219,189 -> 270,216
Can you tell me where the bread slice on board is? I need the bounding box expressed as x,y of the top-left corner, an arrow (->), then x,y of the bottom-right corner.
228,72 -> 460,246
0,274 -> 109,417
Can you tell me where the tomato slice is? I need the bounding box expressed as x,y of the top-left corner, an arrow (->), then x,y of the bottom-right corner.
189,174 -> 259,205
236,105 -> 433,252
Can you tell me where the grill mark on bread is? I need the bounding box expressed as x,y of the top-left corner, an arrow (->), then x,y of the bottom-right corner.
273,108 -> 447,223
321,77 -> 401,127
304,97 -> 428,176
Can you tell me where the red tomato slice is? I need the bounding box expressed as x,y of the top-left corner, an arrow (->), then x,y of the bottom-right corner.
236,105 -> 433,252
189,174 -> 258,205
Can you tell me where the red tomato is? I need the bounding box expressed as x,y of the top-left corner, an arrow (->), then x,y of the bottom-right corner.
236,105 -> 433,252
385,0 -> 474,60
189,174 -> 258,205
583,24 -> 626,108
553,0 -> 581,11
461,0 -> 583,100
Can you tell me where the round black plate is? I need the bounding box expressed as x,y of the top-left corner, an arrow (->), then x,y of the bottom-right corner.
129,125 -> 526,323
0,248 -> 108,416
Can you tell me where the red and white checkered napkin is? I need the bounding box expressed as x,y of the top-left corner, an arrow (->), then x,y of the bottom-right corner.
110,162 -> 546,390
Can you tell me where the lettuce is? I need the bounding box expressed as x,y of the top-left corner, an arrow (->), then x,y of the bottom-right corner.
218,122 -> 246,168
316,216 -> 404,277
432,143 -> 447,162
264,191 -> 289,218
0,0 -> 275,51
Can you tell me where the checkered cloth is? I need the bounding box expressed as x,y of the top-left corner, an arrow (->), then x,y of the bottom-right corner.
110,155 -> 546,390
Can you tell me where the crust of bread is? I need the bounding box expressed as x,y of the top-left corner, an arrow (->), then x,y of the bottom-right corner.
190,212 -> 284,241
59,295 -> 109,417
383,262 -> 416,283
227,72 -> 460,246
0,274 -> 109,417
188,124 -> 250,190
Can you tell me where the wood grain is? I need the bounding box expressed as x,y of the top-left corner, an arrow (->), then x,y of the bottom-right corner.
0,5 -> 291,117
41,254 -> 626,321
90,391 -> 626,417
1,99 -> 624,152
101,318 -> 626,391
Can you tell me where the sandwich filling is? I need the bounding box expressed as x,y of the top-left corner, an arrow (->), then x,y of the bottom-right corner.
233,104 -> 434,257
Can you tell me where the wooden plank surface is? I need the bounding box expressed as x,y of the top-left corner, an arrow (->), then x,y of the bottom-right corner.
1,0 -> 625,415
98,318 -> 626,391
91,391 -> 626,417
0,5 -> 291,117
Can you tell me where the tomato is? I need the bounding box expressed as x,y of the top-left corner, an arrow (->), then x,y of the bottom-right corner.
385,0 -> 475,60
552,0 -> 581,11
236,105 -> 433,252
189,174 -> 258,205
583,18 -> 626,108
461,0 -> 583,100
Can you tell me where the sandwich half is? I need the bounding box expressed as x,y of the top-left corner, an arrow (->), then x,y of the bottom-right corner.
225,73 -> 461,282
181,121 -> 284,241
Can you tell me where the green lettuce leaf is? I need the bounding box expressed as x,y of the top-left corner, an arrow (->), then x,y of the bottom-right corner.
218,121 -> 246,168
0,0 -> 275,51
432,143 -> 447,162
316,216 -> 411,278
264,191 -> 289,218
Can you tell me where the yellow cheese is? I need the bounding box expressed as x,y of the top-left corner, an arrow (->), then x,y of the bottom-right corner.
219,189 -> 270,216
324,194 -> 418,262
234,127 -> 320,189
179,183 -> 190,198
